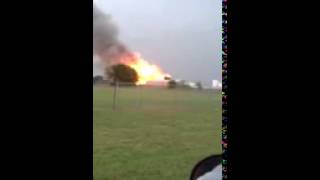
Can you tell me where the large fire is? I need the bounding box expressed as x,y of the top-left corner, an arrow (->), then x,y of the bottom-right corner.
119,53 -> 171,85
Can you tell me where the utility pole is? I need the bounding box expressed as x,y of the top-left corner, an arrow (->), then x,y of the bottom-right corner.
112,79 -> 118,110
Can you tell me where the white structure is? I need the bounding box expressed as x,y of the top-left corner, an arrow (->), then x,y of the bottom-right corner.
173,79 -> 200,89
186,82 -> 198,89
212,80 -> 222,89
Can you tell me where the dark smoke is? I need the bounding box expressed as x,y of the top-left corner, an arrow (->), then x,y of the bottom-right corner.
93,4 -> 117,54
93,4 -> 132,67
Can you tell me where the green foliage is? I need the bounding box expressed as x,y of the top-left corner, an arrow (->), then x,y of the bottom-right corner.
93,75 -> 104,84
107,64 -> 138,85
168,80 -> 177,89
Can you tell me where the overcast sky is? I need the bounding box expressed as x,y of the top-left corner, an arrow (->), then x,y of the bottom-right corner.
94,0 -> 221,87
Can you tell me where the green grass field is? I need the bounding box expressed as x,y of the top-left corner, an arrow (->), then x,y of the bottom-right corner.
93,86 -> 221,180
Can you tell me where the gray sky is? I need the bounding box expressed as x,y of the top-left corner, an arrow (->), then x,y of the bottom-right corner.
94,0 -> 221,87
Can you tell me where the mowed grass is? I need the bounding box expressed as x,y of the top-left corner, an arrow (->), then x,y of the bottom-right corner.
93,86 -> 221,180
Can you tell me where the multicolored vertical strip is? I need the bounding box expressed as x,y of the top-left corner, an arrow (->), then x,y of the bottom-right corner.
222,0 -> 227,179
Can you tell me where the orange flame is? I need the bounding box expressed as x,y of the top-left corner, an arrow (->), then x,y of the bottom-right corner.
119,53 -> 171,85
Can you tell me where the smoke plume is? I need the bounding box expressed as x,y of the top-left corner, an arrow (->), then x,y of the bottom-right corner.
93,4 -> 132,69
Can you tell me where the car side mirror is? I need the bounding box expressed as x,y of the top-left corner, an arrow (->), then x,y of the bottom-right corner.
190,154 -> 222,180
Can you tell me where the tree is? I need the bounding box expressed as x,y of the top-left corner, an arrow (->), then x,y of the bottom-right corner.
168,80 -> 177,89
106,64 -> 138,85
93,75 -> 104,84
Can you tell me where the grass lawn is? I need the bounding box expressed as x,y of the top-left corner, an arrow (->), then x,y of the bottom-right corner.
93,86 -> 221,180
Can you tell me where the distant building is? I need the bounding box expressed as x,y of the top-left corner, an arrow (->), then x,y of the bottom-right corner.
212,80 -> 222,89
170,79 -> 201,89
141,79 -> 204,89
186,82 -> 198,89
